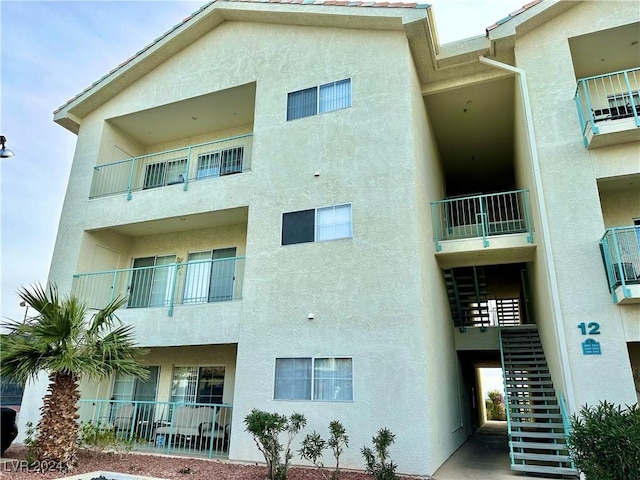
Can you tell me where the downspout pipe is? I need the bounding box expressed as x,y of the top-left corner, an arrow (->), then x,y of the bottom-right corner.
478,55 -> 577,413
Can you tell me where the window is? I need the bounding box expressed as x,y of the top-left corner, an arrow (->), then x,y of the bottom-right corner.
183,248 -> 237,303
170,366 -> 225,404
287,79 -> 351,121
128,255 -> 176,308
274,357 -> 353,401
196,147 -> 244,180
143,158 -> 186,189
282,204 -> 352,245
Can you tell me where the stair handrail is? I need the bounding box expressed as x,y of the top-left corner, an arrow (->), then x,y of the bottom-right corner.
497,325 -> 515,467
558,391 -> 577,471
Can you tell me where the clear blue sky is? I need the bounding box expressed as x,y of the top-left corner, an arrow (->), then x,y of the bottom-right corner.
0,0 -> 528,323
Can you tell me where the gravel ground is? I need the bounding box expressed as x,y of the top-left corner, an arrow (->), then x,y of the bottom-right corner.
1,447 -> 426,480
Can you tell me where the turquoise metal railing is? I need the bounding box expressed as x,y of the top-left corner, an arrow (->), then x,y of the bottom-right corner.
78,399 -> 232,459
89,134 -> 253,200
558,391 -> 577,471
600,226 -> 640,302
431,189 -> 533,251
574,67 -> 640,147
72,256 -> 245,316
497,326 -> 515,468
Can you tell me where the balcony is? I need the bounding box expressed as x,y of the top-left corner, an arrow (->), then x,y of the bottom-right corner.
72,256 -> 245,316
78,399 -> 232,459
574,67 -> 640,148
600,226 -> 640,304
431,190 -> 535,268
89,134 -> 253,200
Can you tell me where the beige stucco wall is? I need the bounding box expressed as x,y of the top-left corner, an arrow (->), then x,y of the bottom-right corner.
30,17 -> 446,476
599,184 -> 640,227
514,1 -> 640,408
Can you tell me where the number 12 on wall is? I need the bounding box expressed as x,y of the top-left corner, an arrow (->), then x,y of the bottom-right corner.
578,322 -> 600,335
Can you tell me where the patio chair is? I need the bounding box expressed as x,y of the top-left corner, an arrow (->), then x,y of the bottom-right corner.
111,404 -> 135,434
198,406 -> 231,452
155,405 -> 193,445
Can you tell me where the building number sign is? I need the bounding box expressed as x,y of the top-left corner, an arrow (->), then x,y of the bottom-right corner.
578,322 -> 601,355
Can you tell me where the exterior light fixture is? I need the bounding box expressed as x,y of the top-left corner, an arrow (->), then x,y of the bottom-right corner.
0,136 -> 15,158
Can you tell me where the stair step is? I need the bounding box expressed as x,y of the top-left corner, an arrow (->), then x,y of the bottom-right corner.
510,441 -> 569,450
509,395 -> 561,402
513,452 -> 572,462
510,412 -> 562,419
507,386 -> 555,393
510,421 -> 565,429
510,464 -> 578,476
507,381 -> 553,388
504,360 -> 548,366
510,431 -> 567,439
510,406 -> 560,413
505,372 -> 551,380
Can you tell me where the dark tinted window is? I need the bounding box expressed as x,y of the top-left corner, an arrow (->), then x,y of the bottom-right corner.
282,209 -> 315,245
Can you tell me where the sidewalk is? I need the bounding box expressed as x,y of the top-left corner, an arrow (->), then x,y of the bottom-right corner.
432,421 -> 524,480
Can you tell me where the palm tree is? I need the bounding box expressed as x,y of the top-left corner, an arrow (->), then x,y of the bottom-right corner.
0,283 -> 148,470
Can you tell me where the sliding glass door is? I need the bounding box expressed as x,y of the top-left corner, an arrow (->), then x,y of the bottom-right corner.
128,255 -> 176,308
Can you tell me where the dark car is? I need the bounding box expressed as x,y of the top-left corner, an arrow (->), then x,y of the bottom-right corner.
1,407 -> 18,456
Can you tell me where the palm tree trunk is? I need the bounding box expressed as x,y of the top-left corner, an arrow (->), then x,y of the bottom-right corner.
37,371 -> 80,470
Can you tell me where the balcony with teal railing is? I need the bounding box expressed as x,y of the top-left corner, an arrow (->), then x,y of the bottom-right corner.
600,226 -> 640,304
430,190 -> 534,267
89,134 -> 253,200
574,67 -> 640,148
78,399 -> 232,459
72,256 -> 245,316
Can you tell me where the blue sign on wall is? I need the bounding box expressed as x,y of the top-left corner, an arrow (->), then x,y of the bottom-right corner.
582,338 -> 602,355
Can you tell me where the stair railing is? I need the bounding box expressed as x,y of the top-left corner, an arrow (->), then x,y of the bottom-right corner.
497,326 -> 515,468
558,391 -> 577,471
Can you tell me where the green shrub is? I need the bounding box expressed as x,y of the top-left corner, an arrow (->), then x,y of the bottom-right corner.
23,421 -> 39,465
299,420 -> 349,480
568,401 -> 640,480
78,421 -> 118,458
361,428 -> 399,480
299,431 -> 327,474
244,409 -> 307,480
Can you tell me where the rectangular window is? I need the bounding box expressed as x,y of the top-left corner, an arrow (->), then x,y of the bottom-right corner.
143,158 -> 186,189
128,255 -> 176,308
282,204 -> 352,245
183,248 -> 237,303
274,357 -> 353,401
170,366 -> 225,404
196,147 -> 244,180
287,79 -> 351,121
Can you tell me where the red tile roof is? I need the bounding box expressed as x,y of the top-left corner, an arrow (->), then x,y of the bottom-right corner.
485,0 -> 542,34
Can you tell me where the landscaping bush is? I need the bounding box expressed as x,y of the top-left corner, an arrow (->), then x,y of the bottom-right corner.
361,428 -> 399,480
299,420 -> 349,480
244,409 -> 307,480
568,401 -> 640,480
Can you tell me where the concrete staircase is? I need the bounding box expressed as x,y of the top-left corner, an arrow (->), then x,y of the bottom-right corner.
500,326 -> 578,477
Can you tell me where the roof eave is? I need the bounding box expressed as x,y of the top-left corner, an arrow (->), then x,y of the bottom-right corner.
53,1 -> 429,133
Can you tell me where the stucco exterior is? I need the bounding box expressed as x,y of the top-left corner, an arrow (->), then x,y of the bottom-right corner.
13,0 -> 640,477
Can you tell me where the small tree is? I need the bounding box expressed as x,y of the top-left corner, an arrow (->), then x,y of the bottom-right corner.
244,409 -> 307,480
0,284 -> 147,470
299,420 -> 349,480
361,428 -> 399,480
486,389 -> 506,421
568,401 -> 640,480
299,431 -> 327,476
327,421 -> 349,480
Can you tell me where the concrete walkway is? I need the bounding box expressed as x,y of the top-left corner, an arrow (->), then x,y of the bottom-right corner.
432,421 -> 525,480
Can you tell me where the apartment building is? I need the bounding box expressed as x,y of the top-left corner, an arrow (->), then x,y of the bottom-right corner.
17,0 -> 639,477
